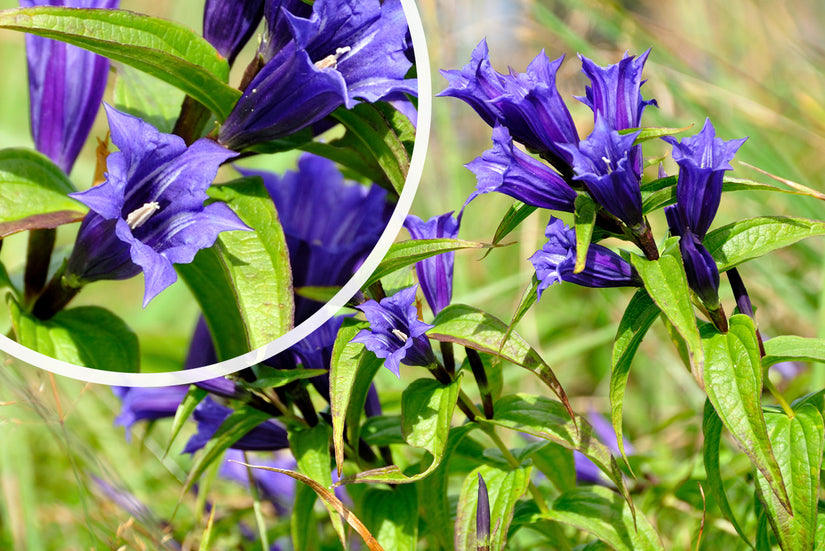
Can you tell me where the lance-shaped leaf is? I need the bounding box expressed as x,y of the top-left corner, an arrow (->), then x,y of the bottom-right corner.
704,217 -> 825,272
0,7 -> 240,120
8,296 -> 138,372
337,376 -> 461,485
755,405 -> 823,551
762,336 -> 825,367
488,394 -> 634,514
488,201 -> 537,253
702,400 -> 754,549
630,253 -> 703,382
573,194 -> 598,273
290,424 -> 346,546
428,304 -> 573,419
0,148 -> 85,238
454,464 -> 532,551
610,289 -> 659,466
702,315 -> 791,513
364,238 -> 497,289
540,486 -> 664,551
360,484 -> 418,551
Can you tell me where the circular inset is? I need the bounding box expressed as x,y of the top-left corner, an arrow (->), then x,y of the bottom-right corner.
0,0 -> 431,386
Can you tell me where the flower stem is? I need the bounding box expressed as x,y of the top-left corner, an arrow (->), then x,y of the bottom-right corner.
440,341 -> 455,376
633,224 -> 659,261
763,375 -> 795,418
24,228 -> 55,306
172,96 -> 213,145
31,263 -> 81,320
465,347 -> 494,419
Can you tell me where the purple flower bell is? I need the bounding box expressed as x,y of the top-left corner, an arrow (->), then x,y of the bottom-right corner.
203,0 -> 265,65
22,0 -> 119,174
577,50 -> 657,178
403,212 -> 460,316
259,0 -> 313,62
529,217 -> 641,298
184,397 -> 289,453
352,285 -> 436,377
564,114 -> 645,230
113,385 -> 189,441
66,105 -> 250,307
219,0 -> 415,150
243,153 -> 391,323
465,125 -> 577,212
440,40 -> 579,174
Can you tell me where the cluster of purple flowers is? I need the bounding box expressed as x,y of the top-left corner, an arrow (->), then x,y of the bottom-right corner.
437,40 -> 746,327
22,0 -> 415,314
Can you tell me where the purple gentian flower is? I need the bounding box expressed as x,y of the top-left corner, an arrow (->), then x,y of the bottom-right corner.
403,212 -> 460,315
439,40 -> 579,172
577,50 -> 657,178
465,124 -> 577,212
22,0 -> 119,174
663,118 -> 747,239
529,217 -> 641,298
184,397 -> 289,453
476,474 -> 491,546
113,385 -> 189,441
219,0 -> 414,149
259,0 -> 318,62
665,205 -> 721,309
243,154 -> 391,323
352,285 -> 436,377
564,114 -> 644,230
203,0 -> 265,65
66,105 -> 250,307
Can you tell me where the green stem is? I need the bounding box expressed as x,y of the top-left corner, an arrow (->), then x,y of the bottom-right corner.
243,451 -> 271,550
31,263 -> 81,320
24,228 -> 55,305
763,375 -> 795,418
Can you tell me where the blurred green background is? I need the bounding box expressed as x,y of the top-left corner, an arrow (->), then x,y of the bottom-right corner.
2,0 -> 825,548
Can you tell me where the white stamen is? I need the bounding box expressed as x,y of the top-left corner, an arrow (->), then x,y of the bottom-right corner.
314,46 -> 352,70
126,201 -> 160,230
391,328 -> 409,343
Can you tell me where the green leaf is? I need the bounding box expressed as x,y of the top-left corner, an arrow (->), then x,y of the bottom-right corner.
417,425 -> 477,550
176,246 -> 249,361
429,304 -> 573,419
754,405 -> 824,551
610,289 -> 659,466
488,394 -> 635,514
290,424 -> 346,546
243,368 -> 328,389
540,486 -> 664,551
364,239 -> 496,289
0,7 -> 239,120
705,217 -> 825,272
702,400 -> 755,549
8,296 -> 138,372
181,405 -> 273,494
622,125 -> 692,143
702,315 -> 791,513
206,178 -> 294,350
454,464 -> 533,551
165,387 -> 208,457
361,415 -> 406,446
630,253 -> 703,380
113,63 -> 185,134
338,376 -> 462,484
329,319 -> 382,473
762,336 -> 825,367
307,102 -> 414,196
360,485 -> 418,551
0,261 -> 13,293
0,148 -> 85,238
573,195 -> 597,273
291,483 -> 320,551
489,201 -> 537,250
815,513 -> 825,551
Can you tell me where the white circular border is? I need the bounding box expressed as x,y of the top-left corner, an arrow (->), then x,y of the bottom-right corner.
0,0 -> 432,387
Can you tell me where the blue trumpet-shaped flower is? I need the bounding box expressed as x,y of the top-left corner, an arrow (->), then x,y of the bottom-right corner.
666,206 -> 722,310
259,0 -> 313,61
203,0 -> 265,65
564,114 -> 644,230
243,154 -> 391,323
113,385 -> 188,441
578,50 -> 657,178
184,397 -> 289,453
22,0 -> 119,174
404,212 -> 460,316
663,118 -> 746,239
465,124 -> 577,212
66,106 -> 250,306
219,0 -> 415,150
529,217 -> 641,298
352,285 -> 436,377
440,40 -> 579,172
